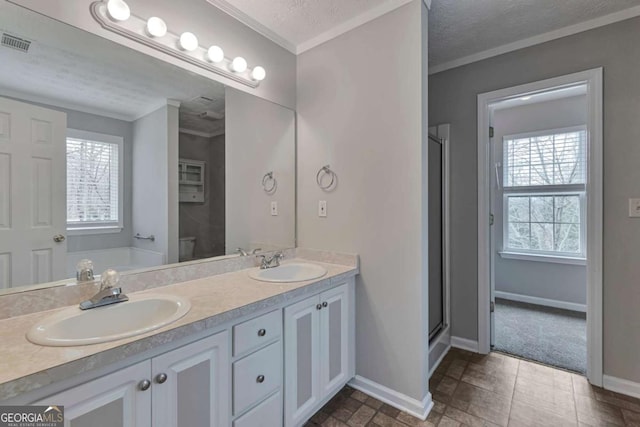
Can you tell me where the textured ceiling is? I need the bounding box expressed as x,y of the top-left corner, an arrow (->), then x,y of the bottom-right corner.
429,0 -> 640,67
0,2 -> 225,134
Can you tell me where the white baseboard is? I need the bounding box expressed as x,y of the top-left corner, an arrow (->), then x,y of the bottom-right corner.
495,291 -> 587,313
603,375 -> 640,399
348,375 -> 433,420
450,336 -> 479,353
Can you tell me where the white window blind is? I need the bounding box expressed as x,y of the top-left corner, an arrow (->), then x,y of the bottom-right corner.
503,127 -> 586,257
66,135 -> 121,228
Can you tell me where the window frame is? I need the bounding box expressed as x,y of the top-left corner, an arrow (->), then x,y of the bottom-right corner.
66,129 -> 124,235
501,125 -> 587,261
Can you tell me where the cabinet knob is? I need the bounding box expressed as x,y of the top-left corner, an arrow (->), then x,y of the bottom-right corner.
155,373 -> 168,384
316,303 -> 322,310
138,379 -> 151,391
256,375 -> 265,383
257,328 -> 266,337
322,301 -> 328,308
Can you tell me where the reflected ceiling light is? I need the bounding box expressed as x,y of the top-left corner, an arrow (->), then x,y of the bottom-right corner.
231,56 -> 247,73
520,96 -> 532,101
106,0 -> 130,21
179,32 -> 198,51
251,66 -> 266,81
207,45 -> 224,63
146,17 -> 167,38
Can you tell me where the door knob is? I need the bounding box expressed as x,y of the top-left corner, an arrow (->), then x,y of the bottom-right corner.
256,375 -> 265,383
138,379 -> 151,391
155,373 -> 168,384
53,234 -> 66,243
257,328 -> 266,337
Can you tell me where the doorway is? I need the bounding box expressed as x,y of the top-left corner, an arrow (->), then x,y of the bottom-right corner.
477,69 -> 603,384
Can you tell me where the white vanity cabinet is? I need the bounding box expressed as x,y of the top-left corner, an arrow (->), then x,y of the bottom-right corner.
284,282 -> 354,427
36,331 -> 229,427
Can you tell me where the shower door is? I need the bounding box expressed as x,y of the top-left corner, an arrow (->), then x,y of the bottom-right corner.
428,133 -> 445,340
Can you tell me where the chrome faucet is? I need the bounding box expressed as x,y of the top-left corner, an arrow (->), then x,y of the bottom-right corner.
237,247 -> 262,256
258,252 -> 284,269
76,259 -> 95,283
79,269 -> 129,310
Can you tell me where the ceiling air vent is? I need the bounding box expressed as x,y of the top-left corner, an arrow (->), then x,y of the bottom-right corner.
1,33 -> 31,53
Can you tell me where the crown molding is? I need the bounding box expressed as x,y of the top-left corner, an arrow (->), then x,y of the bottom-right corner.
429,4 -> 640,75
206,0 -> 297,54
297,0 -> 414,54
207,0 -> 416,55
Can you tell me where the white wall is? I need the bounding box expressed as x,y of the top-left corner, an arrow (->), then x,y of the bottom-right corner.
132,103 -> 179,263
429,16 -> 640,383
493,96 -> 587,307
225,88 -> 295,253
7,0 -> 296,109
297,0 -> 430,403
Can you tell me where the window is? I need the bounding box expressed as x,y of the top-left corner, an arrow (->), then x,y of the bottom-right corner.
66,129 -> 123,233
502,127 -> 586,259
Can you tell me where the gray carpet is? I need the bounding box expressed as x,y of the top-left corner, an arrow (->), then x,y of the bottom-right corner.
494,298 -> 586,373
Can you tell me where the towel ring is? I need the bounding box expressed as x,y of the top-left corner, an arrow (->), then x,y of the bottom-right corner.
262,171 -> 277,193
316,165 -> 336,191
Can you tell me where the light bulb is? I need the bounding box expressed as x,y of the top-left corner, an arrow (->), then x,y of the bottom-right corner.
146,17 -> 167,38
207,46 -> 224,63
251,66 -> 266,81
231,56 -> 247,73
106,0 -> 130,21
179,32 -> 199,52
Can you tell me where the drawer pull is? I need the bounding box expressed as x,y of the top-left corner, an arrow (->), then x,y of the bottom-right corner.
257,328 -> 266,337
155,373 -> 168,384
322,301 -> 328,308
138,379 -> 151,391
316,303 -> 322,310
256,375 -> 265,383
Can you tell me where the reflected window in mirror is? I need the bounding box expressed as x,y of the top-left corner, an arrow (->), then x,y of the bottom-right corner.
66,129 -> 124,235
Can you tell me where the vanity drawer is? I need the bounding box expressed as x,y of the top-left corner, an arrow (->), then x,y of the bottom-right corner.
233,341 -> 282,415
233,309 -> 282,356
233,391 -> 282,427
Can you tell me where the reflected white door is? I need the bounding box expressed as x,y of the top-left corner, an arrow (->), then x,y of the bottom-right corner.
0,96 -> 67,289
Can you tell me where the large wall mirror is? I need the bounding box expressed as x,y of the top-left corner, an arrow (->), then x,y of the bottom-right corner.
0,2 -> 296,294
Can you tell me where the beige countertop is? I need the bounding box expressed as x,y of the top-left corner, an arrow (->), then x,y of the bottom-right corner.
0,258 -> 357,401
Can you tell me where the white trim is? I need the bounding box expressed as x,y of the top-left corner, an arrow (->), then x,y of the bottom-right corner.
207,0 -> 416,55
477,69 -> 604,386
205,0 -> 297,54
429,343 -> 451,378
348,375 -> 433,420
429,5 -> 640,75
603,375 -> 640,400
67,226 -> 123,236
499,251 -> 586,266
495,291 -> 586,313
450,336 -> 479,353
178,128 -> 225,138
423,0 -> 432,10
297,0 -> 414,54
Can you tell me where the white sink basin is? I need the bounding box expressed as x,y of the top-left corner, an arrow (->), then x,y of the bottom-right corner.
248,262 -> 328,283
26,294 -> 191,347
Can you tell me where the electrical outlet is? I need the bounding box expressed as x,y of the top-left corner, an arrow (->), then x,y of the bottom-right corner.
318,200 -> 327,217
629,199 -> 640,217
271,201 -> 278,216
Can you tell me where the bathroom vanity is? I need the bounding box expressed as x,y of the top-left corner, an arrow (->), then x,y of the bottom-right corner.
0,254 -> 358,427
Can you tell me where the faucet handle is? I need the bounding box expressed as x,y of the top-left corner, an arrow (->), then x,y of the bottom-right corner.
100,269 -> 120,290
76,259 -> 94,282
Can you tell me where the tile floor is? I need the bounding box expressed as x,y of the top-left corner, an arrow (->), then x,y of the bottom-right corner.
305,348 -> 640,426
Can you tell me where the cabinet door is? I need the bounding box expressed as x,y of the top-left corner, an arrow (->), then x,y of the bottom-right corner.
35,361 -> 151,427
320,284 -> 350,397
152,331 -> 230,427
284,295 -> 320,427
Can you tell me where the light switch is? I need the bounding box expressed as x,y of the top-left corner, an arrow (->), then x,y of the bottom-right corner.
318,200 -> 327,217
629,199 -> 640,217
271,201 -> 278,216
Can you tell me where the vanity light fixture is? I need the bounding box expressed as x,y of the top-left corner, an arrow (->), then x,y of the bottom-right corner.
146,17 -> 167,38
207,45 -> 224,63
251,66 -> 266,81
179,32 -> 199,51
106,0 -> 130,21
231,56 -> 247,73
90,0 -> 265,88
